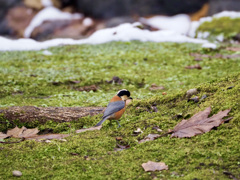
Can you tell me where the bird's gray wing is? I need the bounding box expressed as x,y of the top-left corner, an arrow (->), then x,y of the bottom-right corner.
95,101 -> 125,126
102,101 -> 125,119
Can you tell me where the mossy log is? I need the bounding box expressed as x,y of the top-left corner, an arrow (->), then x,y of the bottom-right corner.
0,106 -> 104,123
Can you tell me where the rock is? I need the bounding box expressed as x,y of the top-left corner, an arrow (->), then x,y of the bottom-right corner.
30,19 -> 94,41
12,170 -> 22,177
186,88 -> 198,98
23,0 -> 44,9
209,0 -> 240,15
200,94 -> 207,101
6,6 -> 37,37
188,96 -> 199,103
0,0 -> 22,35
74,0 -> 208,19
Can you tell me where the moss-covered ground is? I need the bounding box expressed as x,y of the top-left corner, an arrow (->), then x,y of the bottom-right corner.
0,42 -> 240,179
197,17 -> 240,41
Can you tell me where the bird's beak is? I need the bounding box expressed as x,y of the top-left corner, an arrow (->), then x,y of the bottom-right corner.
126,97 -> 133,105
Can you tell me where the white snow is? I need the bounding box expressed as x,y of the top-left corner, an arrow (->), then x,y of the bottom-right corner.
42,50 -> 52,55
41,0 -> 53,7
24,6 -> 82,38
83,18 -> 93,26
140,14 -> 191,35
202,43 -> 217,49
0,23 -> 216,51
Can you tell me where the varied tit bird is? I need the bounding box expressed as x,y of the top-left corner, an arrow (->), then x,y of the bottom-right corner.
95,89 -> 132,127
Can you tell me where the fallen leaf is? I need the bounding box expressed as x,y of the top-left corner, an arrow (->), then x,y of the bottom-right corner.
7,126 -> 39,138
194,57 -> 203,61
152,126 -> 162,132
74,85 -> 98,92
106,76 -> 123,84
188,96 -> 199,103
226,47 -> 240,51
185,64 -> 202,69
76,125 -> 102,133
114,144 -> 130,151
0,132 -> 9,139
139,134 -> 160,143
149,83 -> 165,91
1,126 -> 69,141
171,107 -> 231,138
142,161 -> 168,172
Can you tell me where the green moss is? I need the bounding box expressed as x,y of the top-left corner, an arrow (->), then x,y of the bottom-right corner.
0,42 -> 240,179
197,17 -> 240,41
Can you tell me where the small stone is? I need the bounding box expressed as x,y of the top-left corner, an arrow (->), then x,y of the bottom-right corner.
59,139 -> 67,142
133,128 -> 143,134
227,86 -> 234,90
45,140 -> 51,143
12,170 -> 22,177
200,94 -> 207,101
186,88 -> 198,98
188,96 -> 199,103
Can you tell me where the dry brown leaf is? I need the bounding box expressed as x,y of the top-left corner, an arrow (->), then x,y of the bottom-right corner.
185,64 -> 202,69
139,134 -> 160,143
226,47 -> 240,51
1,126 -> 69,141
142,161 -> 168,172
0,132 -> 9,139
149,83 -> 165,91
75,125 -> 102,133
7,126 -> 39,138
114,144 -> 130,151
171,107 -> 231,138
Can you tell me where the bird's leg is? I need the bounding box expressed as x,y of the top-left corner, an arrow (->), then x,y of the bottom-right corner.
109,120 -> 113,126
116,120 -> 121,128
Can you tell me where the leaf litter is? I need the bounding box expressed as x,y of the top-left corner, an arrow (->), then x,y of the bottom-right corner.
171,107 -> 231,138
139,106 -> 231,143
142,161 -> 168,172
0,126 -> 69,141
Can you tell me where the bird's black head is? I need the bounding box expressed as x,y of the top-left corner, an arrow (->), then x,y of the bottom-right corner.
117,89 -> 131,97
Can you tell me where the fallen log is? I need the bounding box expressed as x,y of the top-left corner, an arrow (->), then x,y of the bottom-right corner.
0,106 -> 104,123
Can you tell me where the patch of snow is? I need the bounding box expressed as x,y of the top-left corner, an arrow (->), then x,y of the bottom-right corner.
140,14 -> 191,35
216,34 -> 224,42
42,50 -> 52,55
83,17 -> 93,26
41,0 -> 53,7
188,21 -> 200,37
0,23 -> 215,51
202,43 -> 217,49
214,11 -> 240,19
24,6 -> 82,38
197,31 -> 210,39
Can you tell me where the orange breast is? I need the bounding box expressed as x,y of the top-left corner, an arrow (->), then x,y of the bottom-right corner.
108,95 -> 126,120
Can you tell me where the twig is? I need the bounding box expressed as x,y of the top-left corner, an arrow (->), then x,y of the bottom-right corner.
0,138 -> 25,144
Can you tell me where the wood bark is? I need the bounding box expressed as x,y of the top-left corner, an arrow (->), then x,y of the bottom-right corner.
0,106 -> 104,123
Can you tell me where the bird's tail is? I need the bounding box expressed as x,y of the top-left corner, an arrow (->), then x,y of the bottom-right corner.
95,116 -> 108,127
